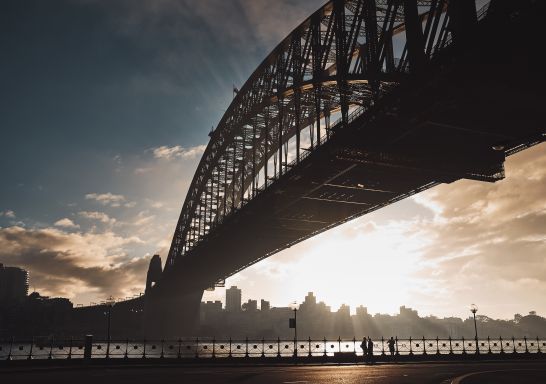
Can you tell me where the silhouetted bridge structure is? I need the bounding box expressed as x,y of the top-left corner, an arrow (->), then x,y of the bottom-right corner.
145,0 -> 545,336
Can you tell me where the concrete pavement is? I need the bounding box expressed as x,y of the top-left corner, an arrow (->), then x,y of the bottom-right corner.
1,361 -> 545,383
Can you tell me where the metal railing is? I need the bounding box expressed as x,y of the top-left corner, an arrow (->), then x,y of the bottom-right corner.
1,336 -> 544,361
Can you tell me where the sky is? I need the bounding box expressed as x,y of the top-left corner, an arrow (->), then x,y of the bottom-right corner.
1,0 -> 544,319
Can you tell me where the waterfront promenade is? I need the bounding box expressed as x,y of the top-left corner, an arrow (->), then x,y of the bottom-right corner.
1,361 -> 545,384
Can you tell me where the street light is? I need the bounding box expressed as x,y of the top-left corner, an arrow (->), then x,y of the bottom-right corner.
105,296 -> 116,358
470,304 -> 479,354
289,301 -> 299,357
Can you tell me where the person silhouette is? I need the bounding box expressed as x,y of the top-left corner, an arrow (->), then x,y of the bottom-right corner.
388,336 -> 396,356
367,337 -> 374,362
360,337 -> 368,361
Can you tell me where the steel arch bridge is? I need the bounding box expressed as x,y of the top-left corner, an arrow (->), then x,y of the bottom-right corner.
144,0 -> 545,336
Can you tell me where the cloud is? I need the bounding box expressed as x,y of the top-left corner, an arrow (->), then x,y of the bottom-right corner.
85,192 -> 135,208
74,0 -> 325,102
407,143 -> 546,316
240,0 -> 326,47
0,226 -> 147,300
151,145 -> 206,160
80,0 -> 323,49
133,210 -> 156,227
0,210 -> 16,218
134,167 -> 153,175
150,201 -> 164,209
54,218 -> 80,229
85,192 -> 125,205
78,211 -> 117,226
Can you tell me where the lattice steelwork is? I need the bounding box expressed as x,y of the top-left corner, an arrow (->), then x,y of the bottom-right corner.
165,0 -> 486,269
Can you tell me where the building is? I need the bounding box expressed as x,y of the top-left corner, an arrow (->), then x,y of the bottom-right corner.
225,286 -> 241,312
337,304 -> 351,317
299,292 -> 319,314
200,300 -> 223,322
0,264 -> 29,303
260,299 -> 270,311
302,292 -> 316,306
356,305 -> 368,317
200,300 -> 222,313
400,305 -> 419,318
242,299 -> 257,311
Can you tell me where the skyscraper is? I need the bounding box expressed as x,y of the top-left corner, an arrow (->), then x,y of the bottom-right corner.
299,292 -> 317,312
225,286 -> 241,312
0,264 -> 29,302
304,292 -> 317,305
242,299 -> 257,311
356,305 -> 368,317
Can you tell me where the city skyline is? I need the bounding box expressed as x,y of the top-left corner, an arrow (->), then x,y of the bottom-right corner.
2,266 -> 545,339
0,0 -> 545,321
5,267 -> 542,323
198,289 -> 546,340
206,287 -> 543,321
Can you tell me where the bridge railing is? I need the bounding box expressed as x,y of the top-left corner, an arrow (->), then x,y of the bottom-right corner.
1,336 -> 543,360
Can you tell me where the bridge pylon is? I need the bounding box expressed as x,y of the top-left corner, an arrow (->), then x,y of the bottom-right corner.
143,255 -> 204,338
144,287 -> 203,339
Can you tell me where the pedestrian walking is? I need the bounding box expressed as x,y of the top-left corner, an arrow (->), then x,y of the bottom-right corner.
367,337 -> 374,363
388,336 -> 396,356
360,337 -> 367,362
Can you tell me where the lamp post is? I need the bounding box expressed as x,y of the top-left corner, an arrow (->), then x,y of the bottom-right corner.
289,301 -> 299,357
470,304 -> 479,355
105,296 -> 116,358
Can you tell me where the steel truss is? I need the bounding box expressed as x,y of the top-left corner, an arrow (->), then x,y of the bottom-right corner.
166,0 -> 489,268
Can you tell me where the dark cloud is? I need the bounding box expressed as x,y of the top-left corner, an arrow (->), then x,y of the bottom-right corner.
0,226 -> 148,300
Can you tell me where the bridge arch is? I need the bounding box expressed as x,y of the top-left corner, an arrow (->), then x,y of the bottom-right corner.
165,0 -> 485,269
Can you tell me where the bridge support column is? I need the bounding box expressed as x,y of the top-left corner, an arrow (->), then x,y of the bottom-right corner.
144,288 -> 203,339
